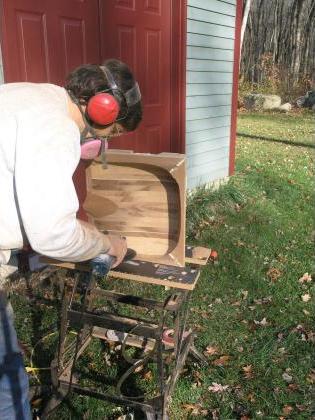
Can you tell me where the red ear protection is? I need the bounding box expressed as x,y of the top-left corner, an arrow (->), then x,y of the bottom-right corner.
86,93 -> 120,126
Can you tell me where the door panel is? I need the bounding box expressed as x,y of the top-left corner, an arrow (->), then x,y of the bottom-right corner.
1,0 -> 101,221
1,0 -> 100,85
100,0 -> 171,153
15,10 -> 50,81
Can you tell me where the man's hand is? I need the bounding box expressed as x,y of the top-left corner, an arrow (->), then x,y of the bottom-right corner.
106,234 -> 127,267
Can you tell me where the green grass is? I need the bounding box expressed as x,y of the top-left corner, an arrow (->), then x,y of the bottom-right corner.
11,110 -> 314,419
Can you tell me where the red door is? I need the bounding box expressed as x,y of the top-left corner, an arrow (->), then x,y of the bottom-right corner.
1,0 -> 101,220
100,0 -> 172,153
1,0 -> 100,85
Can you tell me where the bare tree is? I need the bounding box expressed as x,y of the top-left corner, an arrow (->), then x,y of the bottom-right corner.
240,0 -> 252,54
240,0 -> 315,90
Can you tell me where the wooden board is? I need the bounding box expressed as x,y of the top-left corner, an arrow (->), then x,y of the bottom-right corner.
185,245 -> 212,265
84,151 -> 186,266
39,257 -> 200,291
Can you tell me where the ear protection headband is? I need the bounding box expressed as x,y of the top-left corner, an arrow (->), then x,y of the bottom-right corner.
67,65 -> 141,162
86,65 -> 141,126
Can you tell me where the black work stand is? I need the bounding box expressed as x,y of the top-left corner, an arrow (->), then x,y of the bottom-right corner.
37,246 -> 210,419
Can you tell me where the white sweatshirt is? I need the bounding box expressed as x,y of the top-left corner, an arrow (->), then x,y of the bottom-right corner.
0,83 -> 110,265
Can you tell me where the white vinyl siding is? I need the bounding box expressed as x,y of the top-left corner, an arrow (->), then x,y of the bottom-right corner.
186,0 -> 237,189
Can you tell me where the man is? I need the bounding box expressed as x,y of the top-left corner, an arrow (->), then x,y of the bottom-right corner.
0,59 -> 142,419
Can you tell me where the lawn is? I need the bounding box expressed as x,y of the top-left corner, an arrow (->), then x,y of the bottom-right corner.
11,110 -> 314,419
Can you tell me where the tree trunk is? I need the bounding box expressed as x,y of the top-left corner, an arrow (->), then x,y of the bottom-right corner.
240,0 -> 252,54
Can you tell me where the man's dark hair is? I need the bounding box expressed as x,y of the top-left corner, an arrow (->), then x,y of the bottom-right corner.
65,59 -> 142,132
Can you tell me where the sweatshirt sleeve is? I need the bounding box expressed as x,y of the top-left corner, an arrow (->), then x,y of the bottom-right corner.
14,110 -> 110,262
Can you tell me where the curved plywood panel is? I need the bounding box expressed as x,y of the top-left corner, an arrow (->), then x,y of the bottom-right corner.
83,151 -> 186,266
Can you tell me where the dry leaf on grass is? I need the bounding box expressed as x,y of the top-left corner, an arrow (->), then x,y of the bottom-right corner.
282,405 -> 294,415
204,345 -> 219,356
254,317 -> 268,326
208,382 -> 229,393
296,404 -> 307,412
142,370 -> 153,381
242,365 -> 254,379
254,296 -> 272,305
192,371 -> 203,387
306,369 -> 315,384
241,290 -> 249,299
287,383 -> 299,391
213,355 -> 231,366
211,409 -> 220,420
298,273 -> 312,283
214,298 -> 223,304
182,403 -> 208,416
267,267 -> 282,281
282,372 -> 293,383
246,393 -> 256,402
301,293 -> 311,302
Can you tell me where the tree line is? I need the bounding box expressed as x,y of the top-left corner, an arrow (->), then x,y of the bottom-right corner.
240,0 -> 315,92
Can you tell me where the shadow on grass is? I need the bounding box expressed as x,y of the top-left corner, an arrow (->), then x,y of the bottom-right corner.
237,132 -> 315,149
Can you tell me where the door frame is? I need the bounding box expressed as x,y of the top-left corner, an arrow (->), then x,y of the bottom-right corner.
229,0 -> 243,175
170,0 -> 187,154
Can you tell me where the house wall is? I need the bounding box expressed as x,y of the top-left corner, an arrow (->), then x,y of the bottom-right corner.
186,0 -> 237,189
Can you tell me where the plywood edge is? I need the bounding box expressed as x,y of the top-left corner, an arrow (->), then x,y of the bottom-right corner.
107,270 -> 198,290
168,158 -> 186,267
104,150 -> 186,173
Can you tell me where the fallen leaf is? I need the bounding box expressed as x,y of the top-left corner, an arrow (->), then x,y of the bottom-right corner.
142,370 -> 153,381
301,293 -> 311,302
213,355 -> 231,366
182,403 -> 203,416
303,309 -> 310,316
242,365 -> 254,379
277,332 -> 285,341
211,409 -> 220,420
214,298 -> 223,304
254,317 -> 268,326
282,372 -> 293,383
237,346 -> 244,353
267,267 -> 282,282
298,273 -> 312,283
295,404 -> 307,412
241,290 -> 249,299
208,382 -> 229,393
287,383 -> 299,391
204,345 -> 219,356
254,296 -> 272,305
246,393 -> 255,402
282,405 -> 293,415
306,369 -> 315,383
192,370 -> 203,387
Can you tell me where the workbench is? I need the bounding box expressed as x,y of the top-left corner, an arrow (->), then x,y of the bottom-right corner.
37,245 -> 211,419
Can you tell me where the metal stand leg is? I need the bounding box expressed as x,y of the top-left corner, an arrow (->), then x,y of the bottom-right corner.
37,265 -> 203,418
